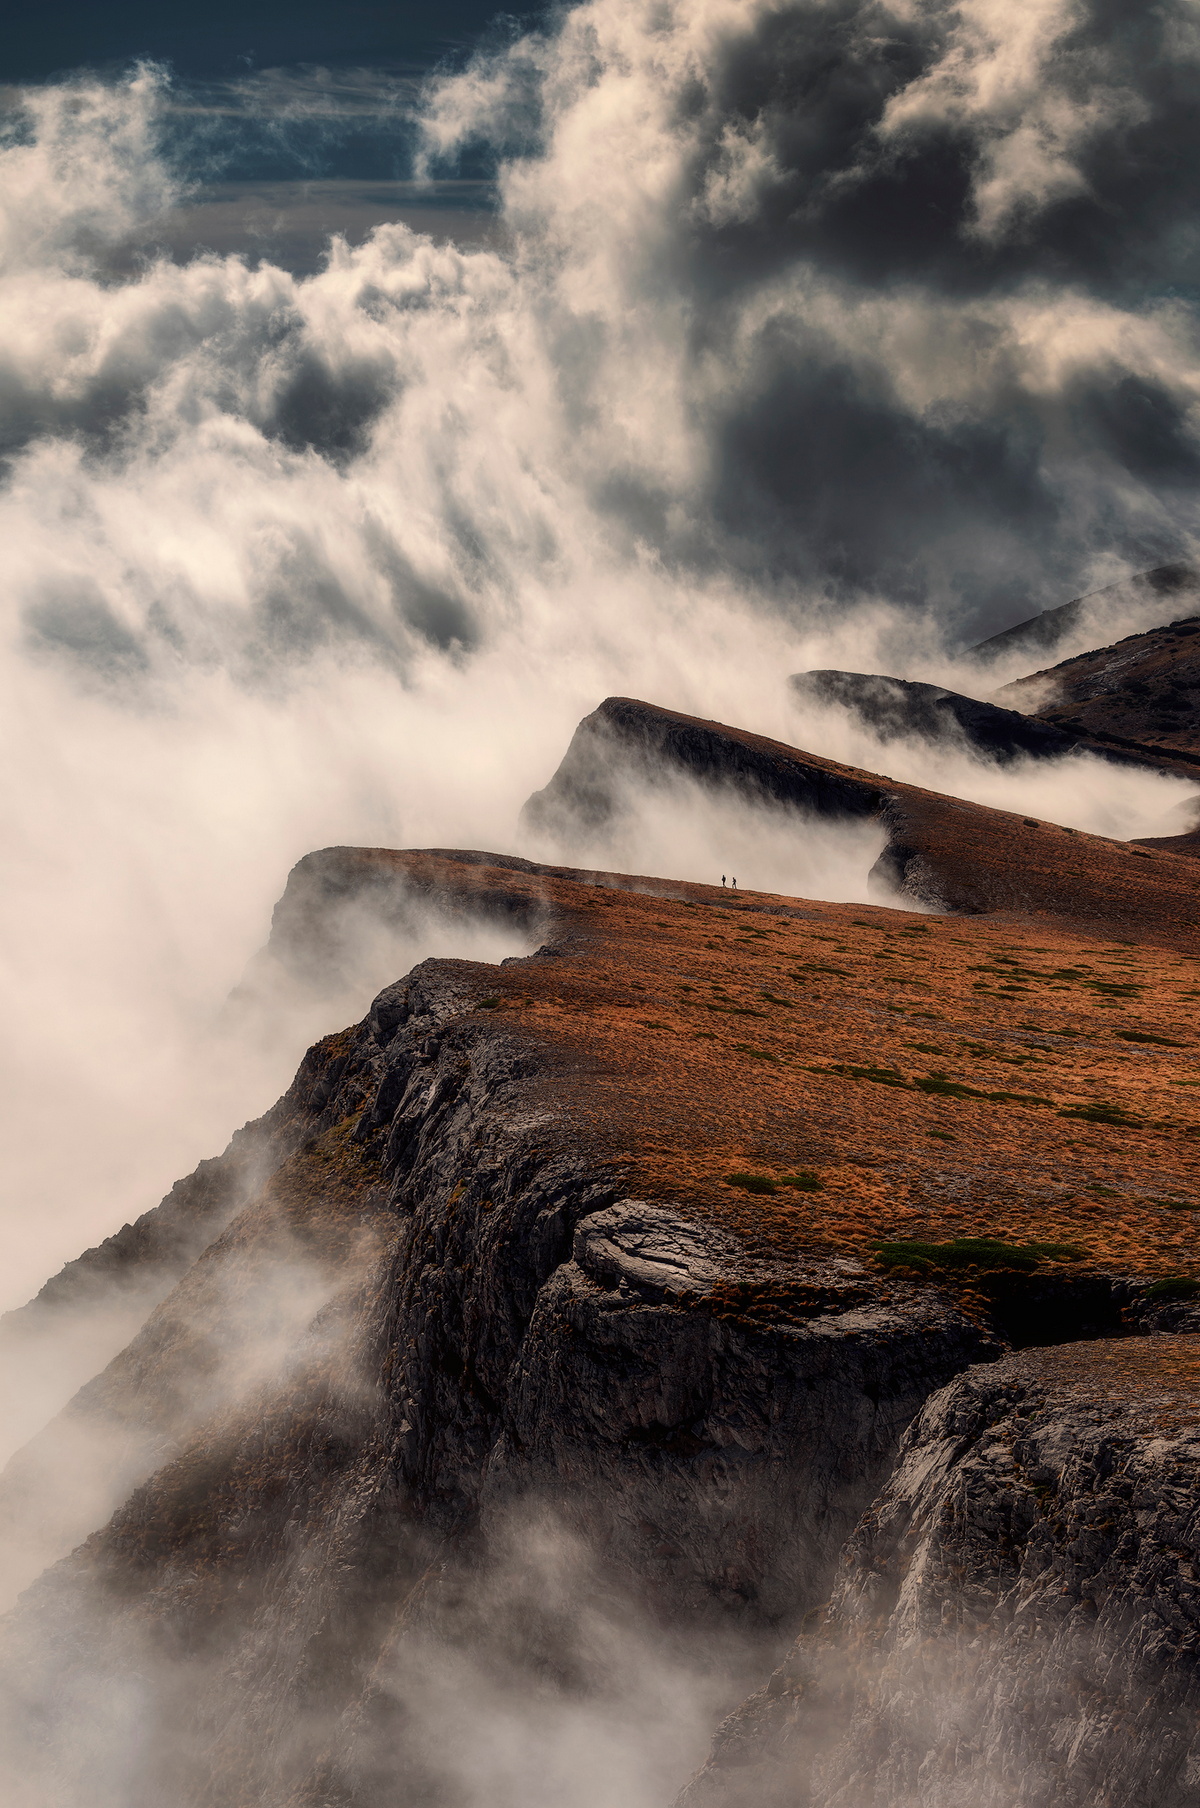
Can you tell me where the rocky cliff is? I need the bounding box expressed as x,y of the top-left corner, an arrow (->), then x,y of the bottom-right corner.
679,1337 -> 1200,1808
1,831 -> 1198,1805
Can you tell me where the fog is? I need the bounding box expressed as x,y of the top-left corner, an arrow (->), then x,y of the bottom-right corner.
1,2 -> 1200,1795
5,2 -> 1200,1303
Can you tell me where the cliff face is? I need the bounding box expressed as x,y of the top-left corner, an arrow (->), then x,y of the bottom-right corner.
679,1338 -> 1200,1808
0,929 -> 994,1806
2,844 -> 1199,1806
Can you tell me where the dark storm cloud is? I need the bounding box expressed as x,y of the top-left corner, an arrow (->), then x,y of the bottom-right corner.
708,333 -> 1055,605
7,0 -> 1200,688
674,0 -> 1200,299
410,0 -> 1200,636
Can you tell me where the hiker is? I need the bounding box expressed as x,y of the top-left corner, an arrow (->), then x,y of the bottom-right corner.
731,876 -> 737,888
721,875 -> 726,887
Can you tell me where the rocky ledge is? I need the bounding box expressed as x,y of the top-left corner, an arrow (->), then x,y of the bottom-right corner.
679,1336 -> 1200,1808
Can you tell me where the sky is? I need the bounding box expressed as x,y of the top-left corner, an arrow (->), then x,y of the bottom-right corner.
3,0 -> 1200,1319
6,0 -> 512,82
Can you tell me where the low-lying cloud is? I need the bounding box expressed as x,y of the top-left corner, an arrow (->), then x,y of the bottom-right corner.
4,0 -> 1200,1310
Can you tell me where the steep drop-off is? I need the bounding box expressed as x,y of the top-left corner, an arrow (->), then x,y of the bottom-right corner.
1,841 -> 1199,1804
679,1337 -> 1200,1808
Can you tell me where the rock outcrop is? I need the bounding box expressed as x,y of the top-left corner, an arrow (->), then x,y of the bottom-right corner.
0,888 -> 1001,1806
678,1337 -> 1200,1808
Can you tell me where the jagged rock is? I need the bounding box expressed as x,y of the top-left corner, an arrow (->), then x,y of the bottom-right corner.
677,1337 -> 1200,1808
1,850 -> 1199,1805
0,931 -> 995,1805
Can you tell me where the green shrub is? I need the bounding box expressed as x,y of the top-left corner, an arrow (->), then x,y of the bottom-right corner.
725,1172 -> 778,1194
780,1171 -> 823,1191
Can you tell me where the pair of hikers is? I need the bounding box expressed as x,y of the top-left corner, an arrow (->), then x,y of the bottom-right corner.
721,875 -> 737,888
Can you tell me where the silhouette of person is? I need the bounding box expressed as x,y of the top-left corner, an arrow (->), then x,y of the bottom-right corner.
731,876 -> 737,888
721,875 -> 726,887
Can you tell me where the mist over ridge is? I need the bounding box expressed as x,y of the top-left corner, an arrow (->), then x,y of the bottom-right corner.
4,0 -> 1200,1300
3,12 -> 1200,1796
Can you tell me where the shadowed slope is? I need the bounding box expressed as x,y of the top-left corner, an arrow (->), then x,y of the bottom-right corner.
969,563 -> 1200,670
999,613 -> 1200,760
521,696 -> 1200,934
789,668 -> 1199,782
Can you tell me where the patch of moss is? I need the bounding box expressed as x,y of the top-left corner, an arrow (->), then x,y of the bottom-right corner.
1058,1101 -> 1142,1127
724,1169 -> 822,1194
826,1063 -> 910,1087
915,1074 -> 986,1099
1143,1276 -> 1200,1300
913,1073 -> 1049,1107
872,1237 -> 1084,1275
478,997 -> 501,1009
